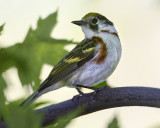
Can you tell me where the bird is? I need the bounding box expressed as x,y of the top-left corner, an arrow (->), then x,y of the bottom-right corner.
20,12 -> 122,107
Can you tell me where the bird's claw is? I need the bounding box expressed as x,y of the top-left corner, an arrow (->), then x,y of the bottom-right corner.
90,87 -> 106,102
72,94 -> 84,103
72,86 -> 107,103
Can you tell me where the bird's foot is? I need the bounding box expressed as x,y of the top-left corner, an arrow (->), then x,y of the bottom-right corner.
72,93 -> 84,103
72,84 -> 107,103
72,87 -> 85,103
90,86 -> 107,102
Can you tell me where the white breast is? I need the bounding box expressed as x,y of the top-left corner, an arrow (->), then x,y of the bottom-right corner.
69,33 -> 122,87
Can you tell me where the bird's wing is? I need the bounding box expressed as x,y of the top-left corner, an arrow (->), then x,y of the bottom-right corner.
37,38 -> 97,91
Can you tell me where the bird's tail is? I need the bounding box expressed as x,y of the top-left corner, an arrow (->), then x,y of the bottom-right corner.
20,91 -> 40,108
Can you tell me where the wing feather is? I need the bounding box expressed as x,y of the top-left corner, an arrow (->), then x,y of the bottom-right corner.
38,38 -> 97,91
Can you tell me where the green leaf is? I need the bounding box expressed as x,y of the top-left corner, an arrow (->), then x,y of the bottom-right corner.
34,12 -> 57,39
0,74 -> 7,123
92,81 -> 111,88
0,23 -> 7,121
0,24 -> 5,35
5,103 -> 42,128
0,10 -> 75,90
33,101 -> 52,109
107,116 -> 120,128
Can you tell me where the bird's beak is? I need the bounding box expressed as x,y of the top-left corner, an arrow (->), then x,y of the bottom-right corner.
71,20 -> 85,26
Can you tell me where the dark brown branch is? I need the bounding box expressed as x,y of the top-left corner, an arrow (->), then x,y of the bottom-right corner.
35,87 -> 160,127
0,87 -> 160,128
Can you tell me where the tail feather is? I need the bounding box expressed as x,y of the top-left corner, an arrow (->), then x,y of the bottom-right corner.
20,91 -> 39,108
20,79 -> 61,108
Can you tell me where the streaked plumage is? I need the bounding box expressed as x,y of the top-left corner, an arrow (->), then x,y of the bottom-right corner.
21,12 -> 122,107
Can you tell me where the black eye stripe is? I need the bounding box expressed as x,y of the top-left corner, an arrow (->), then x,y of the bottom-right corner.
92,18 -> 98,24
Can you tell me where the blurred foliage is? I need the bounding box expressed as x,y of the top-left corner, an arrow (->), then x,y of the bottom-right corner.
0,24 -> 5,35
5,103 -> 42,128
107,116 -> 120,128
151,126 -> 160,128
33,101 -> 51,109
150,123 -> 160,128
0,10 -> 77,128
0,24 -> 7,123
0,11 -> 74,90
92,81 -> 111,88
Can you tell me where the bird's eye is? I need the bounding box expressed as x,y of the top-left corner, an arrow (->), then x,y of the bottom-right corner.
91,18 -> 98,24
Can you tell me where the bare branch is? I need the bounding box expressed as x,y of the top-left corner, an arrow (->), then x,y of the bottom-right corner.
35,87 -> 160,127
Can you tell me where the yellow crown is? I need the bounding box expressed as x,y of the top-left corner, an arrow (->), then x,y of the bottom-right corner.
82,12 -> 101,19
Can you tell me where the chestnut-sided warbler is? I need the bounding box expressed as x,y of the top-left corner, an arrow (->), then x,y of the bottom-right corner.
21,12 -> 122,107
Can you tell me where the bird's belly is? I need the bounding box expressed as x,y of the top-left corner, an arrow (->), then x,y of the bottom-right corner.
69,55 -> 118,87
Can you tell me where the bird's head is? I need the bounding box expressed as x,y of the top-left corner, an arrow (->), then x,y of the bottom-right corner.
72,12 -> 117,39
